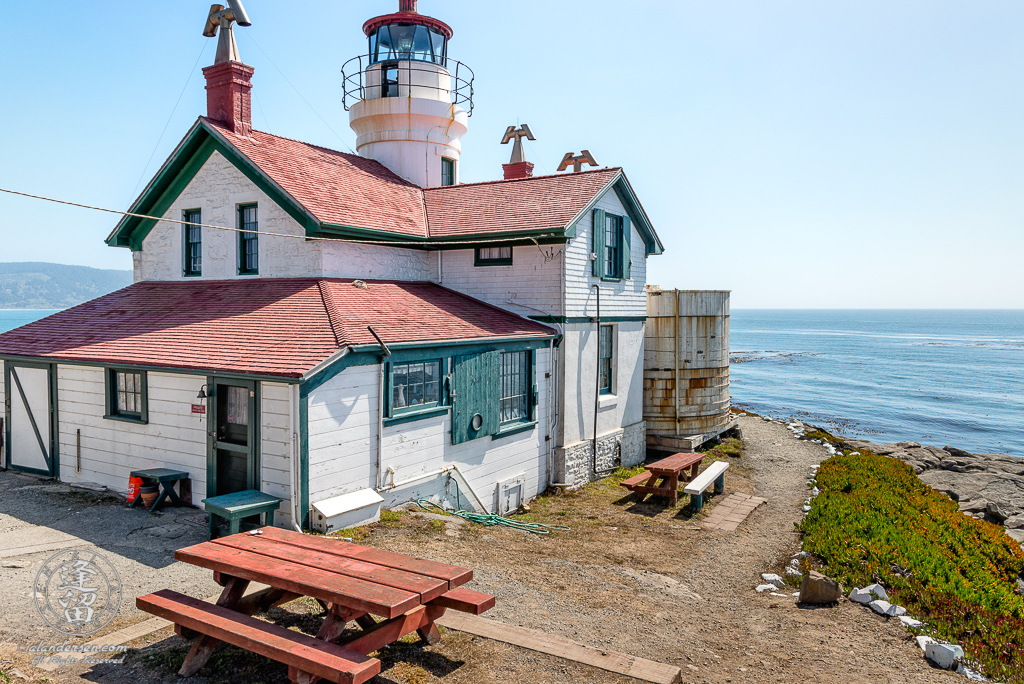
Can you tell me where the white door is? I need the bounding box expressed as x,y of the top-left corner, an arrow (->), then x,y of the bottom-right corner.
4,363 -> 55,476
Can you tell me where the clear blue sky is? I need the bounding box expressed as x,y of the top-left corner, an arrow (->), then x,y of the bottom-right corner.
1,1 -> 1021,308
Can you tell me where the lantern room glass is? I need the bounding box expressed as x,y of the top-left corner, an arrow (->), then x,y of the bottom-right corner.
368,23 -> 447,65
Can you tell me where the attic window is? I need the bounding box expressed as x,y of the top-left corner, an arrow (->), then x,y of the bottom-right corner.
475,246 -> 512,266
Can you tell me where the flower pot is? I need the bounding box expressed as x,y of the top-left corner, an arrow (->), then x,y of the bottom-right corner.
140,485 -> 159,510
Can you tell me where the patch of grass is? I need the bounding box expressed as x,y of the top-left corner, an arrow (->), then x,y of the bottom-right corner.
703,438 -> 745,459
329,526 -> 371,541
379,509 -> 404,525
0,670 -> 11,684
429,519 -> 445,532
802,450 -> 1024,683
804,429 -> 842,444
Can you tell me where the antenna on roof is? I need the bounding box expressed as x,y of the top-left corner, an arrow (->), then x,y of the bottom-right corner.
557,150 -> 598,173
500,124 -> 536,164
203,0 -> 252,64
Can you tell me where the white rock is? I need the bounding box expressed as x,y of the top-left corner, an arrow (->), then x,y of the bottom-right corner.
869,599 -> 893,615
785,567 -> 802,577
756,584 -> 778,593
925,642 -> 963,670
863,583 -> 889,601
899,616 -> 924,628
761,573 -> 784,584
850,452 -> 860,456
956,663 -> 986,681
915,636 -> 936,652
769,592 -> 788,597
886,604 -> 907,617
792,551 -> 808,559
849,587 -> 874,604
811,487 -> 820,496
788,558 -> 800,568
810,465 -> 820,470
792,592 -> 800,596
802,505 -> 812,513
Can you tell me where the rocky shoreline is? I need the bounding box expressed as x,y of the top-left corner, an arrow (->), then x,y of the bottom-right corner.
833,436 -> 1024,544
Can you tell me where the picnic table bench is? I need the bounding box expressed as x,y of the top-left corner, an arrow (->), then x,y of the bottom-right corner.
684,460 -> 729,511
137,526 -> 495,684
619,452 -> 706,505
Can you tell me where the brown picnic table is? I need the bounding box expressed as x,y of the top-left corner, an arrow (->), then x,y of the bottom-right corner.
136,526 -> 495,684
620,452 -> 706,505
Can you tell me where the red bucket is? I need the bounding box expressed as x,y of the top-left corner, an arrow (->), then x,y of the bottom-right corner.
128,476 -> 143,503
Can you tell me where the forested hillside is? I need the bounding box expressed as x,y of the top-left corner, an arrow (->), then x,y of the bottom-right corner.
0,262 -> 132,309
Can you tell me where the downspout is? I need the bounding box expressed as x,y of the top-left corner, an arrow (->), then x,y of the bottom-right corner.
289,383 -> 302,532
368,326 -> 391,490
591,283 -> 601,478
674,289 -> 681,436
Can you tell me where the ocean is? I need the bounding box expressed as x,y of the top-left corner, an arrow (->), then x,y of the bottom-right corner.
730,310 -> 1024,457
1,309 -> 1021,456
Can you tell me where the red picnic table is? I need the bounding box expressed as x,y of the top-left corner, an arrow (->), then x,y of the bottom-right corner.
137,526 -> 495,684
619,452 -> 706,505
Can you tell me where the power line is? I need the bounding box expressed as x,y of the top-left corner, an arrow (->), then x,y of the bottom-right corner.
0,186 -> 562,248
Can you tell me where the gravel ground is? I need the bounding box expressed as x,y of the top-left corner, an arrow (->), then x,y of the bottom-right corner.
0,414 -> 962,683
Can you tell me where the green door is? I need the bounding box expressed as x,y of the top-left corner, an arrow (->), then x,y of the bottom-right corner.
207,378 -> 258,498
451,351 -> 499,444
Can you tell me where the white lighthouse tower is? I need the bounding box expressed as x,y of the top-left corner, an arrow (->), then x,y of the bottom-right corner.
343,0 -> 472,188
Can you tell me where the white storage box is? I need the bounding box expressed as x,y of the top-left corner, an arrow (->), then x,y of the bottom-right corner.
311,488 -> 384,533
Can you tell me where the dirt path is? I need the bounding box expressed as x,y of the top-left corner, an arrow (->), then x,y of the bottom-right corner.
1,415 -> 960,684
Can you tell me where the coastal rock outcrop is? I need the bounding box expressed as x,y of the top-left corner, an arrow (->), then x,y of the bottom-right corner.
839,438 -> 1024,542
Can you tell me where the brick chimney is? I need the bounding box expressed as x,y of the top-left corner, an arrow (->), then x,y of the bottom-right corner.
202,61 -> 254,136
399,0 -> 418,12
502,161 -> 535,180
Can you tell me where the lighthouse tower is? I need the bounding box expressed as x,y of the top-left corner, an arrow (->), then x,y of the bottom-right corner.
343,0 -> 472,188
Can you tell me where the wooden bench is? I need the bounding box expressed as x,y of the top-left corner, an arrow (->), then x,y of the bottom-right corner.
620,452 -> 706,505
683,461 -> 729,511
129,467 -> 191,511
202,489 -> 283,539
137,589 -> 380,684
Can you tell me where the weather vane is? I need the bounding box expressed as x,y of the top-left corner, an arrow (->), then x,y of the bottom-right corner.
501,124 -> 536,164
203,0 -> 252,64
557,150 -> 598,173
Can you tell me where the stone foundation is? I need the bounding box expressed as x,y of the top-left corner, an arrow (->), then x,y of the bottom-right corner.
554,421 -> 645,489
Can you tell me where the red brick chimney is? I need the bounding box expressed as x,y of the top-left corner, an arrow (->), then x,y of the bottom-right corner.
202,61 -> 254,136
502,161 -> 535,180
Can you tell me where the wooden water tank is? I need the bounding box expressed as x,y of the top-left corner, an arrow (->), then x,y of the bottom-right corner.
643,289 -> 732,452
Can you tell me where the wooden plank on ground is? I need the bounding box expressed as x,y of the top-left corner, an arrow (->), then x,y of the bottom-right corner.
175,542 -> 420,619
213,533 -> 448,602
137,590 -> 379,684
257,527 -> 473,588
436,612 -> 681,684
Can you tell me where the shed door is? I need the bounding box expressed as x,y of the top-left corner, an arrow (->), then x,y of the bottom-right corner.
4,363 -> 56,477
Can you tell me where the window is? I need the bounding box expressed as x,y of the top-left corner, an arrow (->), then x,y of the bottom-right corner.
382,62 -> 400,98
500,351 -> 530,423
105,369 -> 148,423
369,24 -> 447,65
441,157 -> 455,186
599,325 -> 614,394
391,360 -> 442,413
474,246 -> 512,266
604,214 -> 621,279
183,209 -> 201,276
591,208 -> 631,280
238,204 -> 258,275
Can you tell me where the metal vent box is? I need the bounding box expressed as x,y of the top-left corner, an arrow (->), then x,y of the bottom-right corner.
311,488 -> 384,533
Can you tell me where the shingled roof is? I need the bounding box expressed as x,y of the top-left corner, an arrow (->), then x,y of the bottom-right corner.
0,279 -> 555,378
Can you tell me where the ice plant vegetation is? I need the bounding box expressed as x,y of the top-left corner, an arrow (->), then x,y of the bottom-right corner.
801,450 -> 1024,682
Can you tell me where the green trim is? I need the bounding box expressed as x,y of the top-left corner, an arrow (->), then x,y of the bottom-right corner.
0,355 -> 303,385
491,420 -> 537,440
182,208 -> 202,277
301,351 -> 378,395
237,203 -> 259,275
526,315 -> 646,324
104,368 -> 149,425
611,173 -> 664,255
600,277 -> 621,283
206,377 -> 260,500
299,386 -> 310,530
348,336 -> 554,357
384,405 -> 449,427
474,245 -> 513,266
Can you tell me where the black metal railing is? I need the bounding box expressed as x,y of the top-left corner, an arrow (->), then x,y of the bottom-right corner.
341,54 -> 474,116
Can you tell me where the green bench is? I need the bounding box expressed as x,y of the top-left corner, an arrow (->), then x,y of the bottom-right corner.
201,489 -> 283,539
130,468 -> 192,512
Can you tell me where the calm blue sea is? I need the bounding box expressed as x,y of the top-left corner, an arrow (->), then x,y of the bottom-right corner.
2,309 -> 1021,456
730,310 -> 1024,457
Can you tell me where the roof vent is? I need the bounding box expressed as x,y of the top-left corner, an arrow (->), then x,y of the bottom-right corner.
557,150 -> 598,173
398,0 -> 418,13
352,280 -> 368,289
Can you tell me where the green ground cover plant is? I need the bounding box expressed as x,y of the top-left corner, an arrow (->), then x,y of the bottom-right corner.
801,450 -> 1024,682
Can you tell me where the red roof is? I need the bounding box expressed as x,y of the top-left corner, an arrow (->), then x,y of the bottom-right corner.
204,119 -> 428,237
0,279 -> 554,378
423,168 -> 620,238
205,119 -> 620,241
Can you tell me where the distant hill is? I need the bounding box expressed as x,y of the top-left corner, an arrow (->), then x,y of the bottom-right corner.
0,262 -> 133,309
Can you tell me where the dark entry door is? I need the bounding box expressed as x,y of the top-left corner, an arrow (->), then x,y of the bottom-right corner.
208,378 -> 257,498
4,362 -> 57,477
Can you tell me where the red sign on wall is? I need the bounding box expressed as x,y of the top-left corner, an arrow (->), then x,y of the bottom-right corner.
191,404 -> 206,415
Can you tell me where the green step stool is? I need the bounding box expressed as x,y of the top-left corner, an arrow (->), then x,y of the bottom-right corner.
201,489 -> 283,539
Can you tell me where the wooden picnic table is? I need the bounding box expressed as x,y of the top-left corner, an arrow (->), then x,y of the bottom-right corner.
619,452 -> 706,505
137,526 -> 495,684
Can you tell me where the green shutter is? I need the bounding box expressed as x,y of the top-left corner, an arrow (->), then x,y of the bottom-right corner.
530,351 -> 539,421
592,208 -> 606,277
621,215 -> 632,280
452,351 -> 499,444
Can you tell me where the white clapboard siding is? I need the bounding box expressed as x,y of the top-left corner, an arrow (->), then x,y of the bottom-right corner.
307,348 -> 553,513
56,366 -> 210,495
436,247 -> 563,319
564,189 -> 648,318
260,382 -> 294,528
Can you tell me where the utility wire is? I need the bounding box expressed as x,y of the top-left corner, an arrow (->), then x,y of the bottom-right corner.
0,186 -> 562,248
